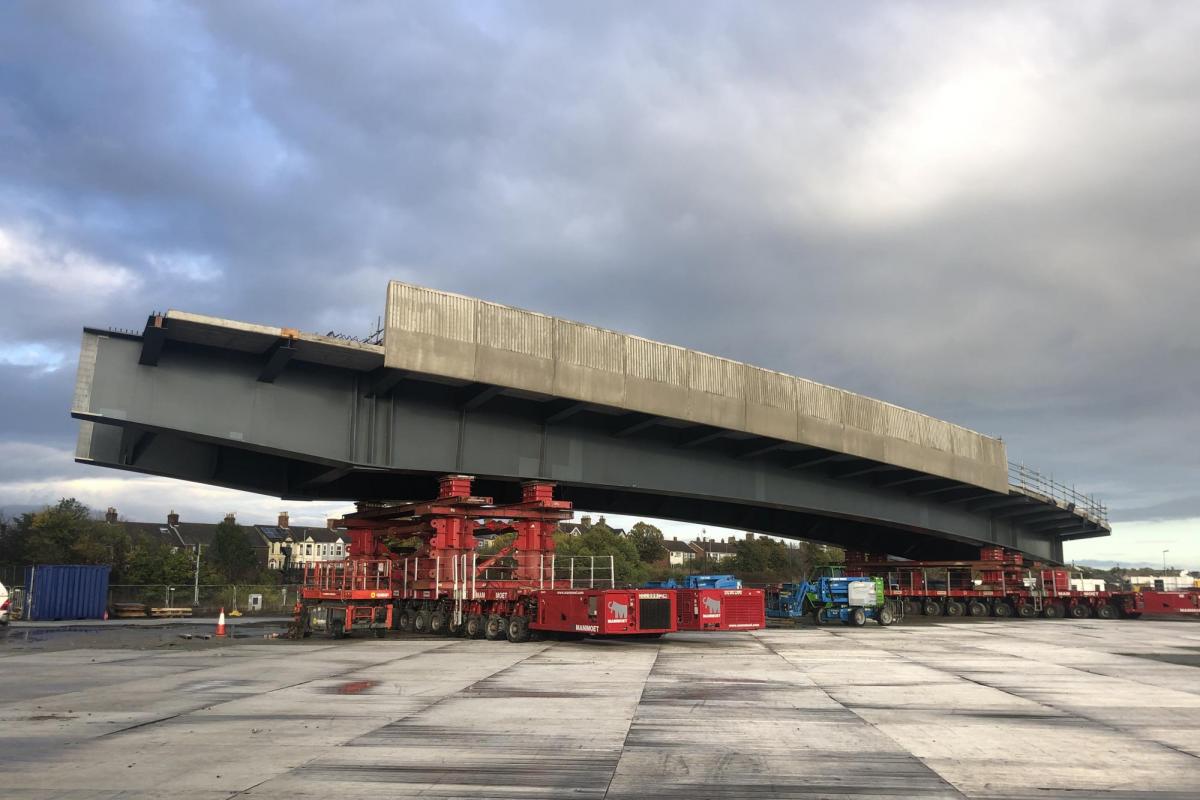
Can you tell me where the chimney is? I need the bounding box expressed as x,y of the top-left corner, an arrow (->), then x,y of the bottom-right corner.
167,510 -> 179,526
105,507 -> 118,524
224,512 -> 236,525
278,511 -> 289,529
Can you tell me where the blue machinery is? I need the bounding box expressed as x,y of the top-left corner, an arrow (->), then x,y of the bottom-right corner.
766,576 -> 901,627
644,575 -> 742,590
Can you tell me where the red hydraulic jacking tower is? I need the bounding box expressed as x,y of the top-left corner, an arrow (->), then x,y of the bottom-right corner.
295,475 -> 760,641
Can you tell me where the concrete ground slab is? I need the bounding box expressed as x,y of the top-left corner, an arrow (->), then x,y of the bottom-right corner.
1,620 -> 1197,799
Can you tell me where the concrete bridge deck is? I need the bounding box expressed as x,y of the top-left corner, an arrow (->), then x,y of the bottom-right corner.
71,285 -> 1108,562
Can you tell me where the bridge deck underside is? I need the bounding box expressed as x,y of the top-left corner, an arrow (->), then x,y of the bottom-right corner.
73,332 -> 1107,563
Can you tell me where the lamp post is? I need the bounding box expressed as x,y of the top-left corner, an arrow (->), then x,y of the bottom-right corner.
1162,549 -> 1169,572
193,544 -> 204,606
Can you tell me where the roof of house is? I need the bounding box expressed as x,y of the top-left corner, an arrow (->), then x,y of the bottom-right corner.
120,522 -> 264,554
694,539 -> 738,554
118,518 -> 340,550
253,525 -> 344,544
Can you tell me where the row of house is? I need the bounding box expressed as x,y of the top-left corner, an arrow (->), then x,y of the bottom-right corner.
662,534 -> 743,566
109,508 -> 347,572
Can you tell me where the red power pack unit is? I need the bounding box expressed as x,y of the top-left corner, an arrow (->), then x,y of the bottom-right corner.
533,589 -> 677,636
1139,590 -> 1200,616
677,588 -> 766,631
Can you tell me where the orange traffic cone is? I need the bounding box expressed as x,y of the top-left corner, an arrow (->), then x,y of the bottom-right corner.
216,607 -> 227,637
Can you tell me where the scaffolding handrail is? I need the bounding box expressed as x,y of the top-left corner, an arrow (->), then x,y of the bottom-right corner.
1008,462 -> 1107,524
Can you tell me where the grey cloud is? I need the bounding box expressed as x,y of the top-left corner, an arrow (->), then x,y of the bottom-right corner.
0,1 -> 1198,529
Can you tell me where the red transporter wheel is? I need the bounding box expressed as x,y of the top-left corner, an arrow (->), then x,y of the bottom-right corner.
507,615 -> 531,643
1015,602 -> 1037,618
966,601 -> 989,617
1068,603 -> 1092,619
398,607 -> 415,633
992,601 -> 1013,618
1042,603 -> 1065,619
1096,604 -> 1118,620
484,614 -> 508,640
944,600 -> 965,617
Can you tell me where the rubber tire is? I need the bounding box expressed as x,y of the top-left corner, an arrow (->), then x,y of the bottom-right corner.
992,602 -> 1013,618
944,600 -> 965,617
967,601 -> 989,618
1096,604 -> 1118,620
465,613 -> 485,639
1015,603 -> 1037,618
1042,603 -> 1064,619
448,614 -> 466,637
414,608 -> 432,634
374,627 -> 386,639
507,615 -> 531,643
905,600 -> 923,617
329,620 -> 345,640
430,609 -> 449,635
398,609 -> 415,633
812,609 -> 828,626
1068,604 -> 1091,619
484,614 -> 508,640
922,600 -> 942,616
876,605 -> 895,626
850,607 -> 867,626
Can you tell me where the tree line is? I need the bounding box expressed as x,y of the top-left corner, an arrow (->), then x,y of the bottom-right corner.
1,499 -> 841,588
481,515 -> 841,585
0,499 -> 276,585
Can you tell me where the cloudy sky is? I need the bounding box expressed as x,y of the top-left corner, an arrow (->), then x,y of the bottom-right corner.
1,2 -> 1197,567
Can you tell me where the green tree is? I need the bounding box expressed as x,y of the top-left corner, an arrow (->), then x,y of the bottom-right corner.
211,519 -> 257,582
627,521 -> 667,564
124,542 -> 220,586
1,499 -> 133,580
727,536 -> 843,583
554,516 -> 648,585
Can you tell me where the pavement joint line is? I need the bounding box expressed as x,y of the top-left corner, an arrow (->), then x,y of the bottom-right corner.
413,640 -> 568,795
239,638 -> 556,797
601,643 -> 661,800
99,640 -> 460,738
895,647 -> 1200,764
0,655 -> 251,718
756,632 -> 971,800
254,639 -> 462,698
223,778 -> 270,799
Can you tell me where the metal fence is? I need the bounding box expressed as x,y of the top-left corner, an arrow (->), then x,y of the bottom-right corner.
0,564 -> 25,588
1008,462 -> 1108,524
107,584 -> 300,615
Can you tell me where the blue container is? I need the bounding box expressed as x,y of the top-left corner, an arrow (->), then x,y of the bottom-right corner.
23,564 -> 111,621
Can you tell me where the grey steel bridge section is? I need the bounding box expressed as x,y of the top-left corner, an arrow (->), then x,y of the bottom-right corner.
71,301 -> 1109,564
